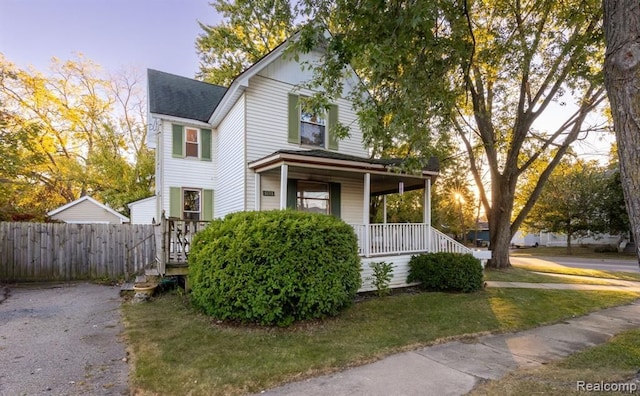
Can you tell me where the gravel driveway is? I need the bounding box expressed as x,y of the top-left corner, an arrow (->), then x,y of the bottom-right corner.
0,282 -> 128,395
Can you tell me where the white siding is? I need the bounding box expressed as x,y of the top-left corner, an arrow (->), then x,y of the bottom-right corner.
215,95 -> 246,218
360,255 -> 417,292
258,171 -> 364,224
258,50 -> 363,99
244,74 -> 368,210
128,197 -> 157,224
51,199 -> 125,224
157,119 -> 217,218
259,173 -> 281,211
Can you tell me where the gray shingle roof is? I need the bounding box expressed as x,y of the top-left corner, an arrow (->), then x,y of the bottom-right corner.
148,69 -> 227,123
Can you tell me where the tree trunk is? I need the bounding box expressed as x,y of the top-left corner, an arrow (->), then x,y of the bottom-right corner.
486,176 -> 516,269
603,0 -> 640,266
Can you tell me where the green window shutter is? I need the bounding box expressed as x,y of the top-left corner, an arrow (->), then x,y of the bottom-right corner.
172,124 -> 184,158
328,104 -> 339,150
203,189 -> 214,220
200,129 -> 212,161
169,187 -> 181,218
288,94 -> 300,144
286,179 -> 297,209
330,182 -> 341,218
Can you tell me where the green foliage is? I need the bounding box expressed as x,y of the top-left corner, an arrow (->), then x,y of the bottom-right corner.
407,253 -> 483,293
367,261 -> 394,297
196,0 -> 297,85
296,0 -> 606,268
0,56 -> 153,219
525,158 -> 610,252
188,210 -> 362,326
601,169 -> 630,235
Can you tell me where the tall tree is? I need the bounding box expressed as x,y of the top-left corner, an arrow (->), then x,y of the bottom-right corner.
0,56 -> 153,220
525,159 -> 608,254
196,0 -> 297,85
603,0 -> 640,264
297,0 -> 607,268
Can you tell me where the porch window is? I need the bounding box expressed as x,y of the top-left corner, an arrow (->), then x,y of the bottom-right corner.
300,110 -> 326,148
185,128 -> 199,158
297,181 -> 330,214
183,189 -> 201,220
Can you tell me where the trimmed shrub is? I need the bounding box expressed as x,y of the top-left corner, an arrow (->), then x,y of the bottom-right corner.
407,252 -> 483,293
188,210 -> 361,326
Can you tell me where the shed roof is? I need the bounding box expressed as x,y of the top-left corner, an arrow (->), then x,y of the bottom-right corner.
47,196 -> 129,223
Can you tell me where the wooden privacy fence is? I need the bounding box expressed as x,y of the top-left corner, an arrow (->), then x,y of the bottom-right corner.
0,222 -> 156,282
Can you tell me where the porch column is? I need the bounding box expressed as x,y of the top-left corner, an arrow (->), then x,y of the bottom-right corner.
424,177 -> 431,252
383,195 -> 387,224
254,172 -> 261,211
280,164 -> 288,210
423,177 -> 431,224
364,173 -> 370,257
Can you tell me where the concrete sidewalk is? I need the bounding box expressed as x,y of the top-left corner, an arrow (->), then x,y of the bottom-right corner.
258,299 -> 640,396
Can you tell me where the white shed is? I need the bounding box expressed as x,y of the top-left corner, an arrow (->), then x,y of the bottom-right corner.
128,196 -> 157,224
47,196 -> 129,224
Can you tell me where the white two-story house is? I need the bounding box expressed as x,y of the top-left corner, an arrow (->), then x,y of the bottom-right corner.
137,36 -> 483,290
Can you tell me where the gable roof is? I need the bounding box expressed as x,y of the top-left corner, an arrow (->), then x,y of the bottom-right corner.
47,196 -> 130,223
148,69 -> 227,123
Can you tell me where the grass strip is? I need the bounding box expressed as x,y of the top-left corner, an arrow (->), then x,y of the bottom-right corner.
484,267 -> 619,285
511,263 -> 640,282
123,289 -> 639,396
471,329 -> 640,395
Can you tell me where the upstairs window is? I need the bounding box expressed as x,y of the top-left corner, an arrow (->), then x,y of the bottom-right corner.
185,128 -> 199,158
171,124 -> 212,161
300,110 -> 326,148
288,94 -> 340,150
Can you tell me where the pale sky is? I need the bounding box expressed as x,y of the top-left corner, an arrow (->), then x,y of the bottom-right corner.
0,0 -> 221,78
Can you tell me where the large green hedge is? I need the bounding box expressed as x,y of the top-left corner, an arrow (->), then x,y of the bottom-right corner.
407,252 -> 483,293
188,210 -> 362,326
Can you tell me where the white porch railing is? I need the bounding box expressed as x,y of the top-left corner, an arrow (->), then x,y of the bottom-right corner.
350,223 -> 473,257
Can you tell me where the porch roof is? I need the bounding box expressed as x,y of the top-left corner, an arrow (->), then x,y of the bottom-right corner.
249,149 -> 439,175
249,150 -> 439,196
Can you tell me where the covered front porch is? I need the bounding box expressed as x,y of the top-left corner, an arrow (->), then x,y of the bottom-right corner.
248,150 -> 487,291
155,150 -> 490,291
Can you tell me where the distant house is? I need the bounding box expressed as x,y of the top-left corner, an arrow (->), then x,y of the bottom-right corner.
127,196 -> 156,225
47,196 -> 129,224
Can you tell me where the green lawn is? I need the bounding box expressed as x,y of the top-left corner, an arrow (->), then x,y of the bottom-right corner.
510,245 -> 637,259
471,329 -> 640,395
122,289 -> 640,396
510,262 -> 640,282
483,267 -> 621,285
